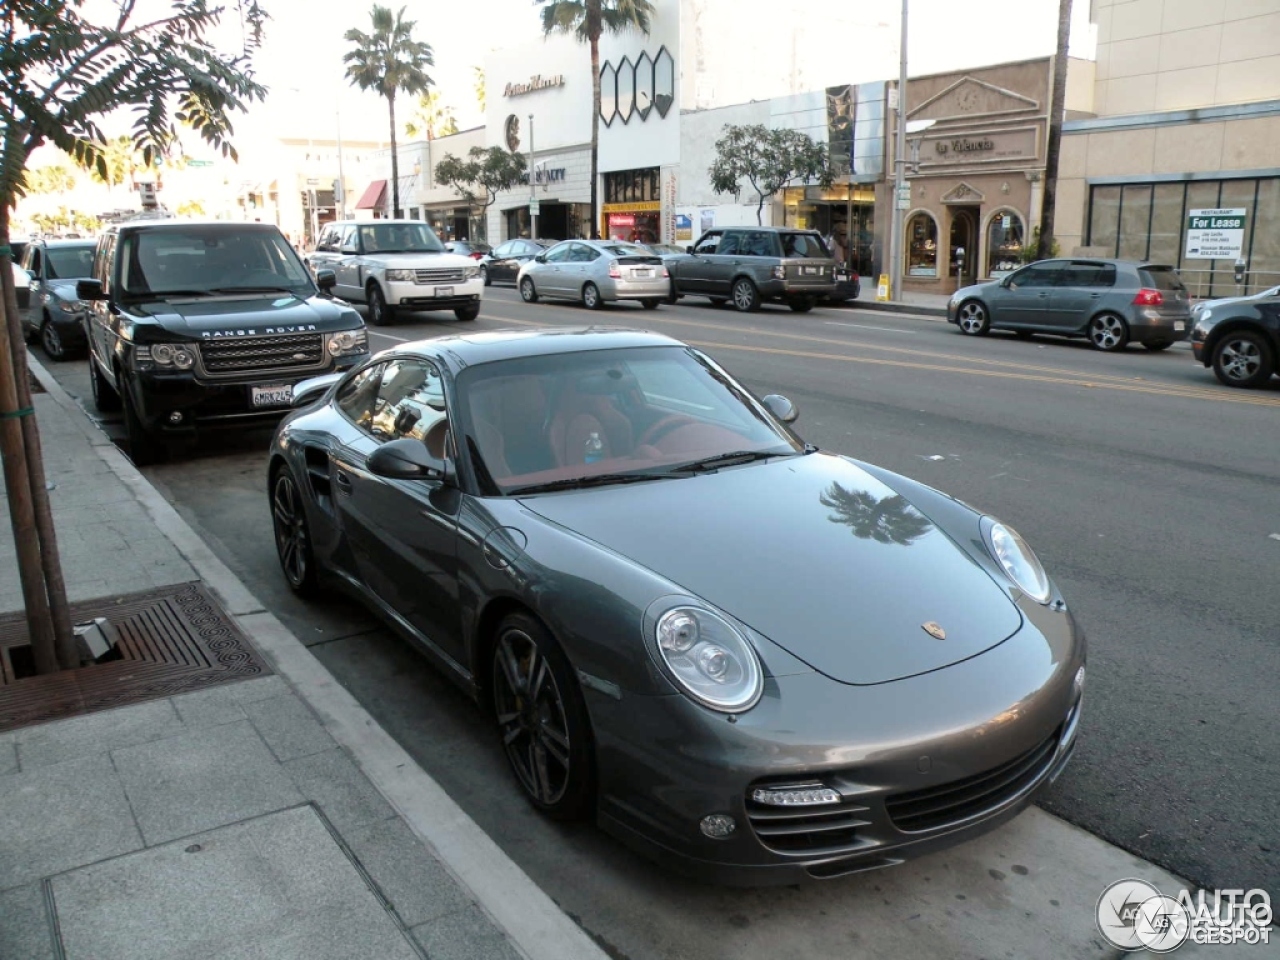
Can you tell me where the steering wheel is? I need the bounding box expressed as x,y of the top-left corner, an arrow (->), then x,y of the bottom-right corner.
637,414 -> 700,447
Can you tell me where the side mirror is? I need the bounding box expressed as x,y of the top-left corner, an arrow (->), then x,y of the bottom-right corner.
534,254 -> 546,263
685,246 -> 695,255
367,437 -> 449,482
762,394 -> 799,423
26,268 -> 37,282
76,279 -> 106,301
1000,276 -> 1014,289
315,268 -> 337,292
291,371 -> 343,408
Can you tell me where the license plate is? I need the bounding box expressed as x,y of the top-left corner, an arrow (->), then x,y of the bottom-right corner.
1174,321 -> 1185,331
251,383 -> 293,408
803,266 -> 819,275
634,270 -> 654,279
435,286 -> 454,298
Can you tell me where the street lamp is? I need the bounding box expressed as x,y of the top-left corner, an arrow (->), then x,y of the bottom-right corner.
527,113 -> 538,240
888,0 -> 909,303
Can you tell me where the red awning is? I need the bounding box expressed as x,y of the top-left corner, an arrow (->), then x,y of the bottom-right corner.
354,179 -> 387,210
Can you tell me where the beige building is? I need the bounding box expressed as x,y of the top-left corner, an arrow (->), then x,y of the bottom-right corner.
1057,0 -> 1280,296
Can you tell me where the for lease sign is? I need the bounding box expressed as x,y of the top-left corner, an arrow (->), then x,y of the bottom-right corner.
1185,208 -> 1248,260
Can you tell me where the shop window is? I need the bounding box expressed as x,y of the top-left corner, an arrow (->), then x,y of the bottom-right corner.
617,55 -> 635,123
654,47 -> 674,117
1088,185 -> 1121,255
986,210 -> 1024,277
600,63 -> 617,127
906,212 -> 938,277
635,51 -> 654,120
1119,184 -> 1151,261
1147,183 -> 1184,267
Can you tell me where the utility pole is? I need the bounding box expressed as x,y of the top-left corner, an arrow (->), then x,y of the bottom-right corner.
1038,0 -> 1073,259
888,0 -> 909,303
527,113 -> 538,240
336,109 -> 348,220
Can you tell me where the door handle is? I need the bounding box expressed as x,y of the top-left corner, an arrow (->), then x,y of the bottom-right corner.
1038,292 -> 1050,298
335,470 -> 353,495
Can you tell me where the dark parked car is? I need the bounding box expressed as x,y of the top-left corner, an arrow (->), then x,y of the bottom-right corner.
268,327 -> 1085,885
948,259 -> 1191,351
1189,293 -> 1280,388
80,220 -> 369,465
481,239 -> 553,286
444,240 -> 492,260
668,227 -> 838,312
19,238 -> 96,360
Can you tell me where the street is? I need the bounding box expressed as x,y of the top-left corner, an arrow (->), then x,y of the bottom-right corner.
35,288 -> 1280,954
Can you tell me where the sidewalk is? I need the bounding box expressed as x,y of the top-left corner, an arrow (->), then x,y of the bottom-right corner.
0,358 -> 606,960
850,289 -> 950,318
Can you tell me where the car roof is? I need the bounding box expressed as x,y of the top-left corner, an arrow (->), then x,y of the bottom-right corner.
384,326 -> 685,369
108,219 -> 284,235
719,226 -> 819,234
36,238 -> 97,248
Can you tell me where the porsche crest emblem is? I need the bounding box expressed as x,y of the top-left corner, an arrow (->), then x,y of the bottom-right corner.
921,621 -> 946,640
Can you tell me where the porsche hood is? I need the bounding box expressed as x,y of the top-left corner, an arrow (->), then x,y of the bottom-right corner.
520,453 -> 1024,685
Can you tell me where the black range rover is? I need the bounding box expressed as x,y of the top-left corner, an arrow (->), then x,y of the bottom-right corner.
79,220 -> 369,464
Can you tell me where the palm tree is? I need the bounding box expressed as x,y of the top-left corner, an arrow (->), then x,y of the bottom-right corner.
536,0 -> 653,236
85,135 -> 136,196
344,5 -> 434,218
819,484 -> 934,546
405,89 -> 458,140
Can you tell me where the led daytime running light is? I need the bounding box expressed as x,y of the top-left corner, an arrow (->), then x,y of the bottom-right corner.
751,784 -> 841,807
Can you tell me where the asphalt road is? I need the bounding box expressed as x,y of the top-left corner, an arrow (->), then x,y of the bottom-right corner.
35,287 -> 1279,941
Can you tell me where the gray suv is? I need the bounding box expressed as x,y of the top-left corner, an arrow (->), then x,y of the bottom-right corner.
947,258 -> 1191,351
668,227 -> 837,313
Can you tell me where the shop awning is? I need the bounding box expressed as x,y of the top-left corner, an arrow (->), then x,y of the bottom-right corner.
354,179 -> 387,210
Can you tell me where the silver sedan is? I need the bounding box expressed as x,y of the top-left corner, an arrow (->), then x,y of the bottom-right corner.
517,240 -> 671,310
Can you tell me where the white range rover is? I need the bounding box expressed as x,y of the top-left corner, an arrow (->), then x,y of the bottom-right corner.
309,219 -> 484,325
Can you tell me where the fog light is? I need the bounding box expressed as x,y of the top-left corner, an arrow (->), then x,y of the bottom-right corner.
699,814 -> 736,839
168,411 -> 184,424
751,784 -> 841,807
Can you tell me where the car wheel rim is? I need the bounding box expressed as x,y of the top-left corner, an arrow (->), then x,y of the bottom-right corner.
958,303 -> 985,333
1091,316 -> 1123,349
584,286 -> 597,308
271,473 -> 308,587
734,282 -> 752,310
1221,340 -> 1261,380
42,323 -> 62,357
370,295 -> 382,323
521,279 -> 534,301
493,630 -> 570,806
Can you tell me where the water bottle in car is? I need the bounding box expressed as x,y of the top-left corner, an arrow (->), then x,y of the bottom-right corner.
584,431 -> 604,464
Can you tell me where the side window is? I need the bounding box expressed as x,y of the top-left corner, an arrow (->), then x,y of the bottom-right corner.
579,245 -> 601,262
493,241 -> 513,258
28,248 -> 42,279
1095,265 -> 1117,287
740,231 -> 777,257
717,232 -> 741,256
339,226 -> 358,252
316,228 -> 337,252
97,235 -> 117,292
1012,264 -> 1059,288
693,232 -> 721,255
543,243 -> 572,263
369,359 -> 447,444
1061,262 -> 1112,287
335,363 -> 385,431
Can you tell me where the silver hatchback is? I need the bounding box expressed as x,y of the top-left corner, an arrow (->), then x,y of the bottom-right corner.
517,240 -> 670,310
948,259 -> 1192,352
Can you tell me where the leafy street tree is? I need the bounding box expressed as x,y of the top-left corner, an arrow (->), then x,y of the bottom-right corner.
24,165 -> 78,196
709,124 -> 834,225
85,135 -> 137,194
344,5 -> 434,219
405,89 -> 458,140
30,208 -> 102,236
536,0 -> 653,236
0,0 -> 267,674
434,146 -> 528,240
473,66 -> 486,114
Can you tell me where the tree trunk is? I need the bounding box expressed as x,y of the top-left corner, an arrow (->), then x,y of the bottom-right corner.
388,93 -> 400,219
1038,0 -> 1072,259
589,32 -> 601,238
0,212 -> 64,674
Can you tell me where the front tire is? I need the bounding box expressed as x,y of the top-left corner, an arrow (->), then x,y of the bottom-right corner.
271,466 -> 319,597
121,384 -> 160,467
582,282 -> 604,310
480,264 -> 490,286
40,317 -> 68,361
367,284 -> 394,326
731,278 -> 761,312
454,303 -> 481,322
1212,330 -> 1274,388
519,276 -> 539,303
89,355 -> 122,412
1088,313 -> 1129,351
956,300 -> 990,336
491,612 -> 595,821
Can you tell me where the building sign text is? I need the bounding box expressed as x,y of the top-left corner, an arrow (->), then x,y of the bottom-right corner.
920,128 -> 1037,166
1185,208 -> 1248,260
504,75 -> 566,98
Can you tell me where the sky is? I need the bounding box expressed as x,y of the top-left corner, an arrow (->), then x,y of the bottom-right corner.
238,0 -> 1097,146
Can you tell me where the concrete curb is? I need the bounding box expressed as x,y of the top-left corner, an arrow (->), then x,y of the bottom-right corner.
25,354 -> 607,960
848,298 -> 949,318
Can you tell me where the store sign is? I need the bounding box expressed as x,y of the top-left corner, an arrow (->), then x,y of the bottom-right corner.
665,172 -> 677,243
504,74 -> 565,98
522,167 -> 567,185
920,128 -> 1036,166
1185,208 -> 1248,259
675,214 -> 692,241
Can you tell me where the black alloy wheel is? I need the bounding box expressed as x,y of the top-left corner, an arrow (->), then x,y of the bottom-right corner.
367,284 -> 394,326
731,278 -> 761,312
491,613 -> 594,820
1212,330 -> 1275,389
40,317 -> 68,361
455,303 -> 481,322
271,467 -> 319,596
89,356 -> 121,412
519,277 -> 539,303
956,300 -> 990,336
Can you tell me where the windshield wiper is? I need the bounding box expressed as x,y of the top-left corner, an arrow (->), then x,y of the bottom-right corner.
207,286 -> 301,295
672,449 -> 795,473
507,470 -> 691,495
123,289 -> 213,301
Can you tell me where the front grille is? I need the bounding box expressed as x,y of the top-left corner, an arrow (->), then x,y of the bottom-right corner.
199,333 -> 325,376
745,790 -> 872,855
414,268 -> 465,284
885,728 -> 1060,833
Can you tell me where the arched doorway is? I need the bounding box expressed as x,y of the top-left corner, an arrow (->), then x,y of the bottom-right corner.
948,207 -> 979,288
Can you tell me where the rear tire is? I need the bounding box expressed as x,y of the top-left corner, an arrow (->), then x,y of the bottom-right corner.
1142,339 -> 1173,352
788,298 -> 814,314
367,284 -> 395,326
640,298 -> 660,310
1088,313 -> 1129,351
731,278 -> 761,313
89,356 -> 121,412
1211,330 -> 1274,388
454,303 -> 480,322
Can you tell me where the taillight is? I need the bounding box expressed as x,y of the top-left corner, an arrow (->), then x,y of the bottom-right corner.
1133,288 -> 1164,306
608,263 -> 621,279
471,252 -> 483,259
662,266 -> 670,277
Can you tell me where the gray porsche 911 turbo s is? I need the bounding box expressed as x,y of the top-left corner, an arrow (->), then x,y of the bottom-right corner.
268,327 -> 1085,885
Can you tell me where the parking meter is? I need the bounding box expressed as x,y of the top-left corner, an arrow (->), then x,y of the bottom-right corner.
1234,258 -> 1246,285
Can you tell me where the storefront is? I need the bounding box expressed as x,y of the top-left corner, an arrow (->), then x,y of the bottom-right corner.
894,58 -> 1051,295
783,184 -> 879,277
602,167 -> 662,242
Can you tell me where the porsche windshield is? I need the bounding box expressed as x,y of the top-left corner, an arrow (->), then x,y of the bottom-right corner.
118,226 -> 313,298
458,346 -> 803,495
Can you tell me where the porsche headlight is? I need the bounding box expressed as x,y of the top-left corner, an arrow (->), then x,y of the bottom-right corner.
385,269 -> 415,282
983,519 -> 1052,604
655,606 -> 762,712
